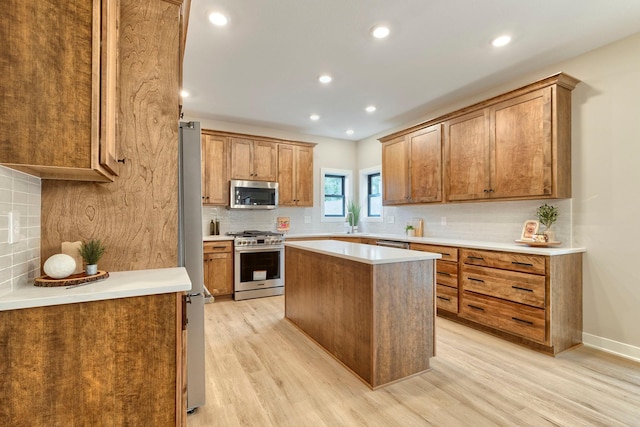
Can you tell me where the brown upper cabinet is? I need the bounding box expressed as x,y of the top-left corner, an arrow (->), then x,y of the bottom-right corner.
202,130 -> 316,207
230,137 -> 278,181
0,0 -> 119,182
381,73 -> 580,204
278,143 -> 315,207
201,132 -> 230,206
381,124 -> 442,205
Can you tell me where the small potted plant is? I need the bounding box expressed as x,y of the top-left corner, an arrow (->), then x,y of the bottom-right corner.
405,224 -> 415,237
535,204 -> 558,242
78,238 -> 106,275
346,199 -> 361,233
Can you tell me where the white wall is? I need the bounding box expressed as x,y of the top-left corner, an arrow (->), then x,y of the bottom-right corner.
0,166 -> 41,297
358,32 -> 640,358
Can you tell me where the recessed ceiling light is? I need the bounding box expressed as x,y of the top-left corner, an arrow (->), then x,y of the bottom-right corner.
492,35 -> 511,47
346,129 -> 354,135
371,25 -> 390,39
180,90 -> 189,98
209,12 -> 228,26
309,114 -> 320,121
318,74 -> 332,84
365,105 -> 377,113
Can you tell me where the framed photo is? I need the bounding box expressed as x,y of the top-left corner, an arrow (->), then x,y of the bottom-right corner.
277,217 -> 290,232
520,220 -> 539,241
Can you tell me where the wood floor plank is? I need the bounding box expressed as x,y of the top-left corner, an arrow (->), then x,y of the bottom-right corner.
189,296 -> 640,426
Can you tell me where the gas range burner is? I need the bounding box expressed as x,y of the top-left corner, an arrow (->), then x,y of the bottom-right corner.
227,230 -> 285,247
226,230 -> 284,238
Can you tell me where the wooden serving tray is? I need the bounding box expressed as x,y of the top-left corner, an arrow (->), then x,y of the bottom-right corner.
515,240 -> 562,247
34,271 -> 109,287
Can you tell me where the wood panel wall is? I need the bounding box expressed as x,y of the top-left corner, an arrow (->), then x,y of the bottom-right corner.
41,0 -> 181,271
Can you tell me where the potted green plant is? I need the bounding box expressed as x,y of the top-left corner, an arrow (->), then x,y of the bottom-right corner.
346,199 -> 361,233
535,204 -> 558,241
78,239 -> 106,275
405,224 -> 415,237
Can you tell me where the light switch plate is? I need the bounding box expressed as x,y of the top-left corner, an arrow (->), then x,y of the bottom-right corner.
387,216 -> 395,224
8,211 -> 20,244
304,216 -> 311,224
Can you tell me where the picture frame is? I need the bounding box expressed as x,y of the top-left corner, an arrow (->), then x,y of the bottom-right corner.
520,220 -> 539,241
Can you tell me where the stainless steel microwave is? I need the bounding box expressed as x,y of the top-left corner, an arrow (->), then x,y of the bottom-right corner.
229,180 -> 278,209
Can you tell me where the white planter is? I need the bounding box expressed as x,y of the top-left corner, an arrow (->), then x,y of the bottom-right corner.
85,264 -> 98,275
407,230 -> 416,237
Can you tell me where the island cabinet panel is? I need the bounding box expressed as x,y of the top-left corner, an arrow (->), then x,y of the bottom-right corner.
285,246 -> 435,389
0,293 -> 183,426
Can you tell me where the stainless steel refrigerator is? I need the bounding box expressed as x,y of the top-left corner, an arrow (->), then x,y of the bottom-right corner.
178,121 -> 205,412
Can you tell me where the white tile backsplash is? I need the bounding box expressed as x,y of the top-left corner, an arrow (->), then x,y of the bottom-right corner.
202,198 -> 573,245
0,166 -> 41,297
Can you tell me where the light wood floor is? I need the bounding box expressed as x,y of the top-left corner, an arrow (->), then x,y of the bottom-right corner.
188,296 -> 640,426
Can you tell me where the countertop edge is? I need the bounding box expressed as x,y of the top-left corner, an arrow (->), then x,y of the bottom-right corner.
285,240 -> 441,265
284,233 -> 586,256
0,267 -> 192,312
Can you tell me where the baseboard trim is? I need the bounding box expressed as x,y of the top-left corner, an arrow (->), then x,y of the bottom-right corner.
582,333 -> 640,363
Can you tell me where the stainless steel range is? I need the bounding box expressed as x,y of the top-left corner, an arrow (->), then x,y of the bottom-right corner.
228,230 -> 285,301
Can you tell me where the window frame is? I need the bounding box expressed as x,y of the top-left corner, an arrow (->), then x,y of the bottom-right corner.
321,168 -> 353,222
359,166 -> 383,222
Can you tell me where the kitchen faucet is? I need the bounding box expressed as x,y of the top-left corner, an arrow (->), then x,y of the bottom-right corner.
346,212 -> 355,234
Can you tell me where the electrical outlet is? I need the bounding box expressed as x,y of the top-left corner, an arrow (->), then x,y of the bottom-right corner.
8,211 -> 20,244
387,216 -> 395,224
304,215 -> 311,224
441,216 -> 447,226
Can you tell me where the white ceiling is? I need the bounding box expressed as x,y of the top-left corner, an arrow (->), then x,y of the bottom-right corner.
182,0 -> 640,141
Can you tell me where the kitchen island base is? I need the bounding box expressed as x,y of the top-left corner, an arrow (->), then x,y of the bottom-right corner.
285,242 -> 437,389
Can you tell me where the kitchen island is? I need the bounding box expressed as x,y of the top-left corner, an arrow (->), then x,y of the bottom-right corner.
285,240 -> 440,389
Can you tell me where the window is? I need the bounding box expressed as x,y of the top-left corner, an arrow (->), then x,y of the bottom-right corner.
324,174 -> 345,217
367,172 -> 382,217
359,166 -> 383,222
321,168 -> 353,222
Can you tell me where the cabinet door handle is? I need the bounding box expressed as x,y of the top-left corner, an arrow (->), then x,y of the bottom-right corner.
512,317 -> 534,326
468,304 -> 485,312
437,272 -> 452,277
468,277 -> 484,283
512,261 -> 534,267
467,256 -> 484,261
512,285 -> 534,293
437,296 -> 451,302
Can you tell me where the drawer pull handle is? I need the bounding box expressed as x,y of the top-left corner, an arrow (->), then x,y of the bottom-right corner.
212,246 -> 226,249
512,285 -> 534,293
467,256 -> 484,261
468,277 -> 484,283
512,317 -> 534,326
437,272 -> 452,277
437,296 -> 451,302
468,304 -> 485,312
441,252 -> 451,257
512,261 -> 534,267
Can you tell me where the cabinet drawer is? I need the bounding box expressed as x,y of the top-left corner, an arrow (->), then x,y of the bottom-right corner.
436,261 -> 458,288
411,244 -> 458,262
203,241 -> 233,253
461,248 -> 545,275
436,285 -> 458,313
461,265 -> 545,308
460,292 -> 546,343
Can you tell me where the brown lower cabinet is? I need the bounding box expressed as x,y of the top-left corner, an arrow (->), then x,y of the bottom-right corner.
0,293 -> 184,426
411,244 -> 582,355
203,241 -> 234,297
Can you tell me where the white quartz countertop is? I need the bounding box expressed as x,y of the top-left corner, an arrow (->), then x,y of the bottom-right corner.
0,267 -> 192,312
285,240 -> 441,265
203,235 -> 234,242
285,233 -> 586,256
